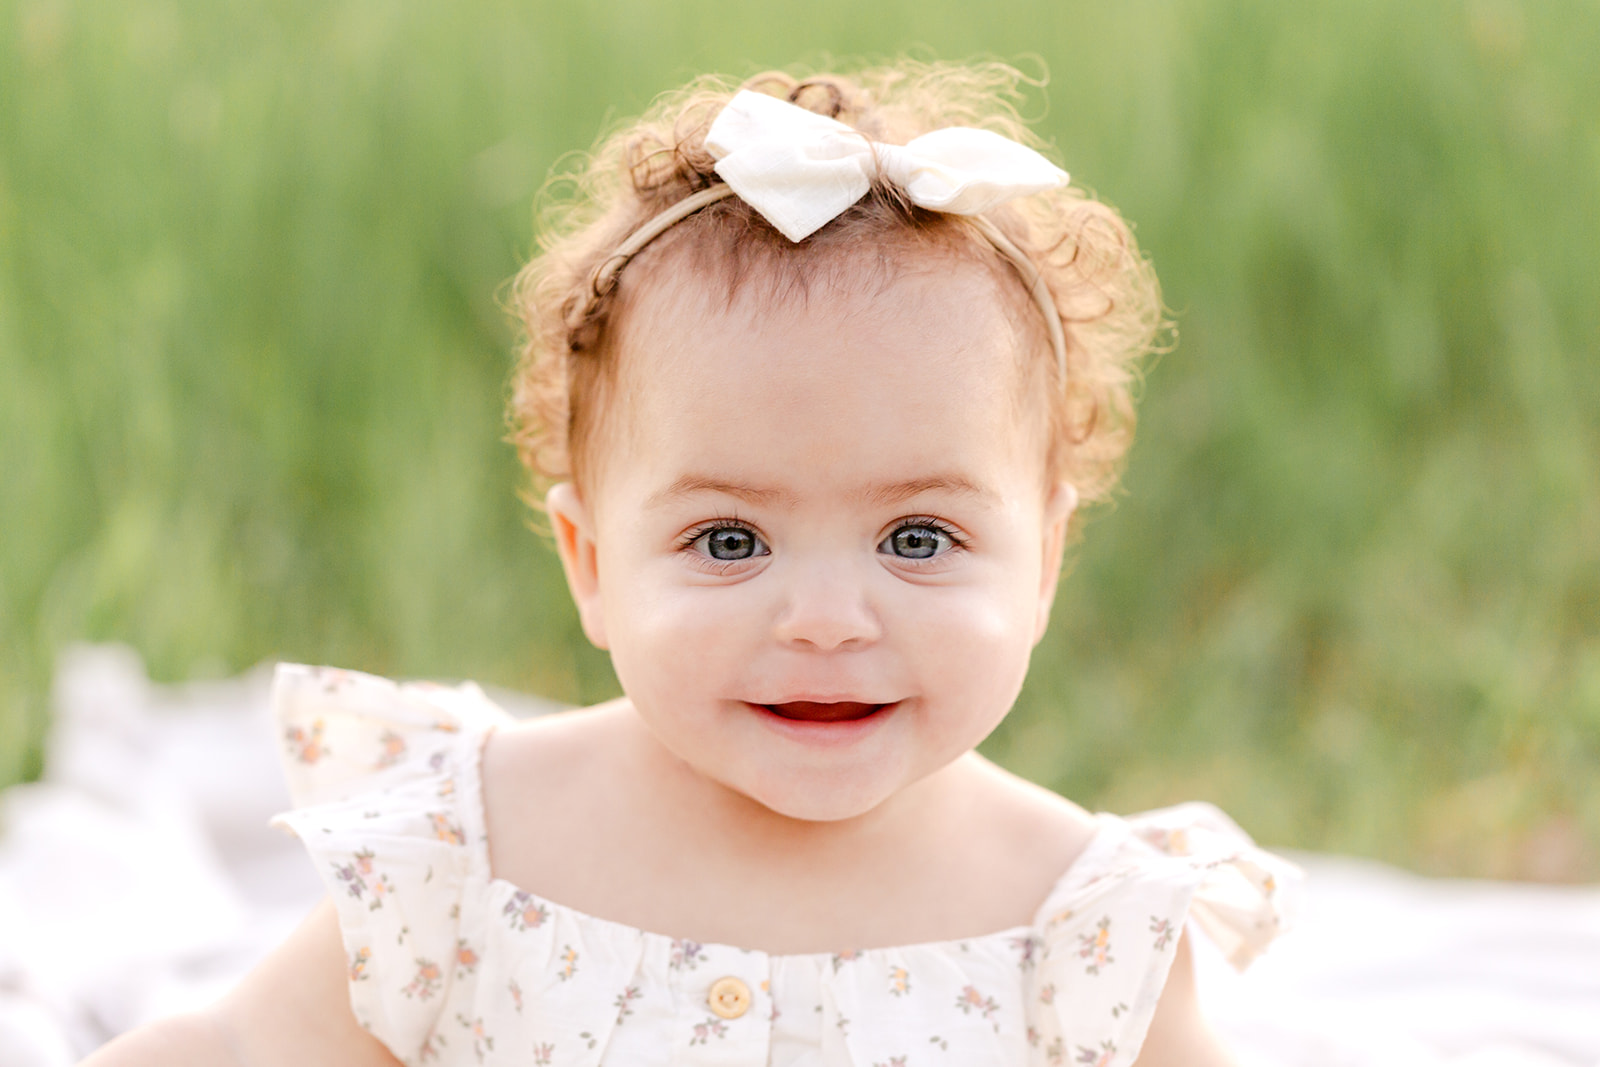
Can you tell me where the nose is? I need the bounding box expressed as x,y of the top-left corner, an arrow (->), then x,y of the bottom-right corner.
771,560 -> 883,652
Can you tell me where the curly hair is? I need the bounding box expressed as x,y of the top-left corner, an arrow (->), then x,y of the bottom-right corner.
507,61 -> 1162,516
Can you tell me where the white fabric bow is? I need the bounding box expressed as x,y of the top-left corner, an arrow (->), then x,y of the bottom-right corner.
705,89 -> 1069,242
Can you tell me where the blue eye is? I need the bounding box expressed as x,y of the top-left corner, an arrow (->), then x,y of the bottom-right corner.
879,523 -> 955,560
691,524 -> 768,561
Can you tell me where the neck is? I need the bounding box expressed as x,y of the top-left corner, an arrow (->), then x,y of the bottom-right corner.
617,703 -> 975,867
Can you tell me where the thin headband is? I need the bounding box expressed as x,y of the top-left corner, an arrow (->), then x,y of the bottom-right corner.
586,90 -> 1071,376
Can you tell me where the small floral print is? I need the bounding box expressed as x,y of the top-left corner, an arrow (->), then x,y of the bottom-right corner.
669,939 -> 704,971
1264,873 -> 1277,895
830,948 -> 861,972
1150,916 -> 1175,951
331,849 -> 392,910
558,944 -> 579,981
689,1015 -> 728,1045
437,777 -> 456,800
455,940 -> 479,977
1076,1040 -> 1116,1066
432,716 -> 461,734
508,978 -> 523,1014
873,1058 -> 908,1067
955,984 -> 1000,1024
1011,932 -> 1043,971
614,984 -> 641,1025
1027,1026 -> 1041,1047
285,720 -> 327,764
403,959 -> 444,1000
348,946 -> 371,982
428,751 -> 448,773
532,1042 -> 554,1065
1141,826 -> 1190,856
1045,907 -> 1076,930
756,978 -> 780,1022
504,891 -> 549,931
888,965 -> 911,996
929,1034 -> 950,1051
417,1031 -> 445,1062
1111,1001 -> 1129,1018
430,812 -> 465,846
1038,982 -> 1056,1005
375,729 -> 407,768
456,1014 -> 493,1062
1078,916 -> 1114,974
1045,1037 -> 1066,1064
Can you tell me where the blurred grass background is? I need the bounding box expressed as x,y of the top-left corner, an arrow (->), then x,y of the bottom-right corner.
2,0 -> 1596,880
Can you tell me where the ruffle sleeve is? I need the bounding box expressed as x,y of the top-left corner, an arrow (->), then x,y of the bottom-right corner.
268,663 -> 513,1063
1028,802 -> 1302,1067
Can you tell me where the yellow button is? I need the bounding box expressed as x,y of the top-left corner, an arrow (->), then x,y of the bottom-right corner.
707,976 -> 751,1019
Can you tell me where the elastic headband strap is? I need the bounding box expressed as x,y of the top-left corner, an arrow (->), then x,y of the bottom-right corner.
585,184 -> 1069,377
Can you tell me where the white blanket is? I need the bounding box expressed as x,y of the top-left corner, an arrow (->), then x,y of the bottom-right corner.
1,645 -> 1594,1066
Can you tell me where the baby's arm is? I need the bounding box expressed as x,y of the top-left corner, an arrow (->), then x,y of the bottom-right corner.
1131,932 -> 1236,1067
81,899 -> 401,1067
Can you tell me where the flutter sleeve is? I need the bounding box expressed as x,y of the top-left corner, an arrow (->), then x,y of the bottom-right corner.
1029,802 -> 1302,1067
268,663 -> 512,1062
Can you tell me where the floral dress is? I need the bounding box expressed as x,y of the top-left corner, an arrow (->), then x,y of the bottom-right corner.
271,664 -> 1301,1067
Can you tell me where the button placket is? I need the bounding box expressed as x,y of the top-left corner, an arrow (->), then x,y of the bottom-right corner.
677,946 -> 772,1064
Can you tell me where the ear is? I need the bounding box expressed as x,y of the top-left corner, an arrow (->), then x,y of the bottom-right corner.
546,482 -> 608,649
1033,481 -> 1078,644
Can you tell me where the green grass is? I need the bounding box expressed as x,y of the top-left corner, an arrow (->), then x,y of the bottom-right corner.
3,0 -> 1597,878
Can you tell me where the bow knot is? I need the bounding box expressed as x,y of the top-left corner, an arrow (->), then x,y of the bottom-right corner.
705,90 -> 1069,242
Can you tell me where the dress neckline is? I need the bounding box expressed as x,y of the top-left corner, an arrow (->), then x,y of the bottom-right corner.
464,721 -> 1130,962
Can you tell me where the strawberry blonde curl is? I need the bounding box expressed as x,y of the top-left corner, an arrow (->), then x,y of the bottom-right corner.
507,61 -> 1164,518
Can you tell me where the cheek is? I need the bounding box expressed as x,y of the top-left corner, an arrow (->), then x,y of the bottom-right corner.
894,574 -> 1038,695
601,565 -> 762,692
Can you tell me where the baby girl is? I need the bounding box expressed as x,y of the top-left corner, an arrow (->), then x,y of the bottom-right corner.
88,61 -> 1298,1067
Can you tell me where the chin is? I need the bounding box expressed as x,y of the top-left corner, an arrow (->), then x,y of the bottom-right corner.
736,773 -> 903,824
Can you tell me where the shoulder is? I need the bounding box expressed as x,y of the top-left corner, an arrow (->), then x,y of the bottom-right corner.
478,697 -> 643,890
1027,801 -> 1300,1065
480,697 -> 632,803
905,754 -> 1100,933
271,662 -> 510,808
267,664 -> 522,1062
957,753 -> 1098,877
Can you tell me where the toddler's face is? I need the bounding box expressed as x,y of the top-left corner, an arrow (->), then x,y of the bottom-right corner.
549,256 -> 1076,823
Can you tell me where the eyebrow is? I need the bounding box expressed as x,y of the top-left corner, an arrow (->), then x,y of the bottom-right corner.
645,473 -> 997,510
646,476 -> 798,510
862,475 -> 997,508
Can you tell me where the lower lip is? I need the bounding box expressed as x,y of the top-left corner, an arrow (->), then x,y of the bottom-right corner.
745,701 -> 900,745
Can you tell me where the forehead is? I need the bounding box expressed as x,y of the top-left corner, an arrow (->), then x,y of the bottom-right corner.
593,254 -> 1045,506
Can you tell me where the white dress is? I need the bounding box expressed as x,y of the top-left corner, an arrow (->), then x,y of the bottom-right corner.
270,663 -> 1301,1067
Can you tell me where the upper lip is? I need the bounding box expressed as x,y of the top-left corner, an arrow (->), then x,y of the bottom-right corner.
745,695 -> 898,706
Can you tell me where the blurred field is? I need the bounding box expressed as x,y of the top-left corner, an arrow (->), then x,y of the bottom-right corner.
2,0 -> 1596,879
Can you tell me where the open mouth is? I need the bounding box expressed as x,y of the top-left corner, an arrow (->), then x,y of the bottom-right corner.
762,701 -> 889,723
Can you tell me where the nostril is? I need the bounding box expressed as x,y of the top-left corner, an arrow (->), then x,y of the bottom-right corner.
772,587 -> 883,650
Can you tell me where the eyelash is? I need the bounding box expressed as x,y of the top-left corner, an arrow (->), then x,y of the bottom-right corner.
883,516 -> 968,563
894,516 -> 966,547
676,518 -> 766,572
675,516 -> 969,559
676,518 -> 755,551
